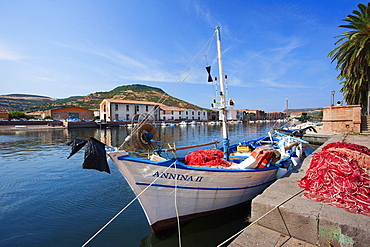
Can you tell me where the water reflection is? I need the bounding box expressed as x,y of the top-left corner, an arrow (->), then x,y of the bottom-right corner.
0,122 -> 277,161
140,201 -> 251,247
0,122 -> 276,246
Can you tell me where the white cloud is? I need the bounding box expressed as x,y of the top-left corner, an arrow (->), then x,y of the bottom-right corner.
0,44 -> 24,61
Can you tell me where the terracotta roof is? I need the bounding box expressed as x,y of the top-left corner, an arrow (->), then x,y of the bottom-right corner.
160,105 -> 187,111
103,99 -> 159,105
103,99 -> 193,111
51,106 -> 92,112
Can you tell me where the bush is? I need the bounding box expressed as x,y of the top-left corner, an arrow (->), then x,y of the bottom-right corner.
8,111 -> 27,119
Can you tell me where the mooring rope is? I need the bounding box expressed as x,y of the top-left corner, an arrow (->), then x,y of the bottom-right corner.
82,161 -> 177,247
173,157 -> 182,247
216,189 -> 305,247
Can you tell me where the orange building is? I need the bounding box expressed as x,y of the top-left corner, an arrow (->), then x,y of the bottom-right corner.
44,106 -> 93,120
0,110 -> 9,120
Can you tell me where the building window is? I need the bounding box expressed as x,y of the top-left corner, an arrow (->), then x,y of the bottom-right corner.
126,105 -> 129,111
115,104 -> 118,111
192,112 -> 194,115
69,113 -> 79,119
146,106 -> 149,111
136,105 -> 139,112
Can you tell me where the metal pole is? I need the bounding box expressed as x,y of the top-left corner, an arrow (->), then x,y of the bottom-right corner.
215,26 -> 229,160
331,89 -> 335,106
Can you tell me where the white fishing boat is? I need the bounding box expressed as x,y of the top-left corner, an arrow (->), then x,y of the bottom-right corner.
72,27 -> 309,236
106,27 -> 307,234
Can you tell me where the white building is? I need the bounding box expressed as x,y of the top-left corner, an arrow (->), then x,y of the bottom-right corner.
159,106 -> 206,121
100,99 -> 160,122
159,105 -> 184,121
180,109 -> 208,120
219,109 -> 243,121
100,99 -> 209,122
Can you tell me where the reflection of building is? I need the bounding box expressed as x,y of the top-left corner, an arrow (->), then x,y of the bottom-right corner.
44,106 -> 94,120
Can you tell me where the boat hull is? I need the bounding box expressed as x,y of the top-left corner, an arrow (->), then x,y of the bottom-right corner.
108,151 -> 278,234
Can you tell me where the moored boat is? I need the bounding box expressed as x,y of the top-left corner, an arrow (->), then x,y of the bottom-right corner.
104,27 -> 308,234
71,27 -> 309,236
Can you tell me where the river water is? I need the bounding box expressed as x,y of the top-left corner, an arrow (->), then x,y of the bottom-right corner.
0,122 -> 280,246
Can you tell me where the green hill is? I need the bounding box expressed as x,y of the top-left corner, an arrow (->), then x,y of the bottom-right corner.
0,84 -> 204,112
0,94 -> 56,111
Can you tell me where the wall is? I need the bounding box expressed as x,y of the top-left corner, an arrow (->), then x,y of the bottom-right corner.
50,107 -> 93,120
0,111 -> 9,119
322,105 -> 361,133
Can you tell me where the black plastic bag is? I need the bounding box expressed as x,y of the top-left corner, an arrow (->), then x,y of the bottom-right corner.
82,137 -> 110,173
67,138 -> 88,159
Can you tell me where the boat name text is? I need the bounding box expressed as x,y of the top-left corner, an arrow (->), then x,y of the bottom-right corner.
152,171 -> 204,182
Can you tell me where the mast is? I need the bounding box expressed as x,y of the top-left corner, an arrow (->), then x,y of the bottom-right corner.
285,98 -> 289,122
215,26 -> 230,160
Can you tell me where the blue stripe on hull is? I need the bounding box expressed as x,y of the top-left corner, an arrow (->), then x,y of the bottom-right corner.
136,179 -> 275,191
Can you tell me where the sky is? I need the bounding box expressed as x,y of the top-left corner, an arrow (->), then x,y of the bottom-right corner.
0,0 -> 361,112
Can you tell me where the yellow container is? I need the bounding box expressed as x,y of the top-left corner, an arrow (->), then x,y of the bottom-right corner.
237,146 -> 252,152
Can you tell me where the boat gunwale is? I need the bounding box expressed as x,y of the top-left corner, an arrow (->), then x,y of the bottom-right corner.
115,153 -> 279,172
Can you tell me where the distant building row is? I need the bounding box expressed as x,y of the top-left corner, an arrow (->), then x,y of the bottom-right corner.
99,99 -> 287,121
21,99 -> 287,121
99,99 -> 209,121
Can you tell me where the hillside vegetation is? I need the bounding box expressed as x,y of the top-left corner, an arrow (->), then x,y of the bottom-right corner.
0,94 -> 56,112
0,84 -> 204,112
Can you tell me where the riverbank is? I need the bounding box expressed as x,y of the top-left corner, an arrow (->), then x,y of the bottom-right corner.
0,124 -> 65,131
227,133 -> 370,247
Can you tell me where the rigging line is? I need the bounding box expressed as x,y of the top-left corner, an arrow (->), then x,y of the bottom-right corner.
162,53 -> 208,104
162,32 -> 216,100
82,161 -> 177,247
216,189 -> 305,247
139,32 -> 216,116
118,33 -> 216,150
147,37 -> 215,113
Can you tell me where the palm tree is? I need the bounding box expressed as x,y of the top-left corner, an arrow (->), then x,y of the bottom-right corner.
328,2 -> 370,115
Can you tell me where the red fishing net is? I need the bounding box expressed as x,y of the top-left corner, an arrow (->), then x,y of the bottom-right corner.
298,142 -> 370,216
185,149 -> 232,168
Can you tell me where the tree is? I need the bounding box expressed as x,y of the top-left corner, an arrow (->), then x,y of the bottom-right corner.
8,111 -> 28,119
328,3 -> 370,115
